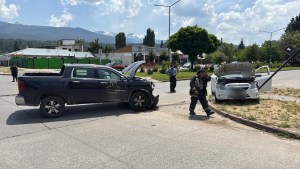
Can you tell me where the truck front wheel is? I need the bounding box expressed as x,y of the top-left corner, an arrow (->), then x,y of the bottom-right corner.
40,96 -> 65,118
129,92 -> 150,111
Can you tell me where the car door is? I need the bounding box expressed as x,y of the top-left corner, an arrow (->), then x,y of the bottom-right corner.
96,68 -> 128,102
69,67 -> 103,104
255,65 -> 272,92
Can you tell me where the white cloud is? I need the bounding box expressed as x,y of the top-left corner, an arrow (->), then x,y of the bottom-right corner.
48,11 -> 74,27
0,0 -> 19,19
215,0 -> 300,45
107,0 -> 143,17
61,0 -> 104,6
230,4 -> 241,10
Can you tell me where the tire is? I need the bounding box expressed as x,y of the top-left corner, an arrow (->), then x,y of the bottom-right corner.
40,96 -> 65,118
214,93 -> 222,103
129,92 -> 150,111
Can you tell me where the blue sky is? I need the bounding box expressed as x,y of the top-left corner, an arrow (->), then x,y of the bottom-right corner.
0,0 -> 300,45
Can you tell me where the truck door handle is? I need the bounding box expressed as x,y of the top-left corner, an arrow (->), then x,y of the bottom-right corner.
71,81 -> 80,83
100,82 -> 108,84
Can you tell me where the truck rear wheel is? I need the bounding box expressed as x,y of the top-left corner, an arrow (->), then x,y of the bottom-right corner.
40,96 -> 65,118
129,92 -> 150,111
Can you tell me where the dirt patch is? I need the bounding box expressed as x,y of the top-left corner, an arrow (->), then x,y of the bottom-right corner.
266,88 -> 300,98
210,98 -> 300,133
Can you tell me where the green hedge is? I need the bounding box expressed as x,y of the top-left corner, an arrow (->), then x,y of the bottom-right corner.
10,57 -> 110,69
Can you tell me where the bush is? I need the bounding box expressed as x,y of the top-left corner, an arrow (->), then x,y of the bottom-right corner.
193,65 -> 201,72
147,68 -> 153,75
159,68 -> 166,74
209,66 -> 214,72
153,66 -> 158,72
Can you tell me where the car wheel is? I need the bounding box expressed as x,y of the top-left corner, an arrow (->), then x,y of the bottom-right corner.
40,96 -> 65,118
129,92 -> 150,111
214,93 -> 222,103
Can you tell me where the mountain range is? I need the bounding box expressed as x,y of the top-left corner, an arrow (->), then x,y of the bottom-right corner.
0,21 -> 162,44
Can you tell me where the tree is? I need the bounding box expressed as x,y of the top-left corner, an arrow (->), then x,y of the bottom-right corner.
238,38 -> 245,50
143,28 -> 155,47
243,44 -> 260,62
87,39 -> 102,54
115,32 -> 126,49
160,40 -> 164,48
103,45 -> 115,53
278,31 -> 300,65
219,43 -> 237,62
209,51 -> 225,65
75,38 -> 85,51
169,25 -> 220,69
148,50 -> 156,63
171,52 -> 179,64
13,41 -> 19,51
260,40 -> 282,63
285,13 -> 300,33
159,51 -> 169,63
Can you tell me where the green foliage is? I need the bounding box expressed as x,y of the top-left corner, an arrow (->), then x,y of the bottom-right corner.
115,32 -> 126,49
148,50 -> 156,63
159,61 -> 169,74
103,45 -> 115,53
285,13 -> 300,33
209,51 -> 226,64
13,41 -> 20,51
169,25 -> 220,69
238,38 -> 245,50
193,65 -> 201,72
147,68 -> 153,75
87,38 -> 102,54
159,51 -> 169,63
171,52 -> 179,63
219,43 -> 237,62
143,28 -> 155,47
278,31 -> 300,65
243,44 -> 260,62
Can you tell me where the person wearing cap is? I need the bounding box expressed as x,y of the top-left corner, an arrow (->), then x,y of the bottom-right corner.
189,68 -> 214,116
166,64 -> 177,93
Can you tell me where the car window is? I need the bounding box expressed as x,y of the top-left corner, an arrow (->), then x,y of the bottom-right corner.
73,68 -> 96,78
97,69 -> 121,80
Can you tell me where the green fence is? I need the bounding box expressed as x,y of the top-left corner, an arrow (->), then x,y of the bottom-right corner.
10,57 -> 111,69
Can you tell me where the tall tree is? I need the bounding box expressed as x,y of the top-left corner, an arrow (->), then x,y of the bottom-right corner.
87,38 -> 102,54
244,44 -> 260,62
143,28 -> 155,47
169,25 -> 220,69
75,38 -> 85,51
115,32 -> 126,49
13,41 -> 19,51
238,38 -> 245,50
285,13 -> 300,33
220,43 -> 237,62
160,40 -> 164,48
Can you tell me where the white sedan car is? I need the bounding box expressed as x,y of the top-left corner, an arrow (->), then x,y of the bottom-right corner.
211,62 -> 272,101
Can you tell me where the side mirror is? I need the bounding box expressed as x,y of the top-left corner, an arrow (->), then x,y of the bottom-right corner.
121,76 -> 127,81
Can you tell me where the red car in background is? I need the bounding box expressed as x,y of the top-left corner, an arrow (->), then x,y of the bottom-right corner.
106,62 -> 125,71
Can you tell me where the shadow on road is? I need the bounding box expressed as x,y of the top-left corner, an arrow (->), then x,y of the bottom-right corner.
6,103 -> 153,125
188,115 -> 210,121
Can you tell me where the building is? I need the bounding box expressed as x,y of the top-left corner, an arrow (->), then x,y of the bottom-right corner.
56,39 -> 82,52
98,45 -> 168,66
6,48 -> 94,58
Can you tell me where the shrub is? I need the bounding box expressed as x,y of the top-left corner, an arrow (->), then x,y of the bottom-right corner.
147,68 -> 153,75
193,65 -> 201,72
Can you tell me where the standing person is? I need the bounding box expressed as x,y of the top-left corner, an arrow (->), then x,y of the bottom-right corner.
166,64 -> 177,93
10,64 -> 18,82
189,68 -> 214,116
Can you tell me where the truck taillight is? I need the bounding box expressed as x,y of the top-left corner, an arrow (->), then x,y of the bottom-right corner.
18,80 -> 25,92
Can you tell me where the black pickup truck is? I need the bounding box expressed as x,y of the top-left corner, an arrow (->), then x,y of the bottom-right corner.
15,61 -> 159,117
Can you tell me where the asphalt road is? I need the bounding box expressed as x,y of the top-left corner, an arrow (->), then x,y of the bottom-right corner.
0,70 -> 300,169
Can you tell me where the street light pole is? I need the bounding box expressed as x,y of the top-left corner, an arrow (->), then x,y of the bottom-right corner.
155,0 -> 181,62
260,28 -> 285,64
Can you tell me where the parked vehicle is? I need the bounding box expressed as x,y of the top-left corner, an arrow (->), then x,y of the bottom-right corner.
179,62 -> 191,71
15,61 -> 159,117
211,62 -> 271,102
106,62 -> 125,71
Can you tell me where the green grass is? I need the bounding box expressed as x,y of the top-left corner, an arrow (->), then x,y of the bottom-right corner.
269,66 -> 300,72
136,71 -> 213,81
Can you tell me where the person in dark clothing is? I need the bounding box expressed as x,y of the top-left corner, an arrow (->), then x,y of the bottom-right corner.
10,64 -> 18,82
166,64 -> 177,93
189,68 -> 214,116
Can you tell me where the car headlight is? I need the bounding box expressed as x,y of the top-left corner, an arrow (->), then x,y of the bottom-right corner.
216,83 -> 226,90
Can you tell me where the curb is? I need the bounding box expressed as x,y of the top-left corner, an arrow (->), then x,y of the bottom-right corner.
208,103 -> 300,140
